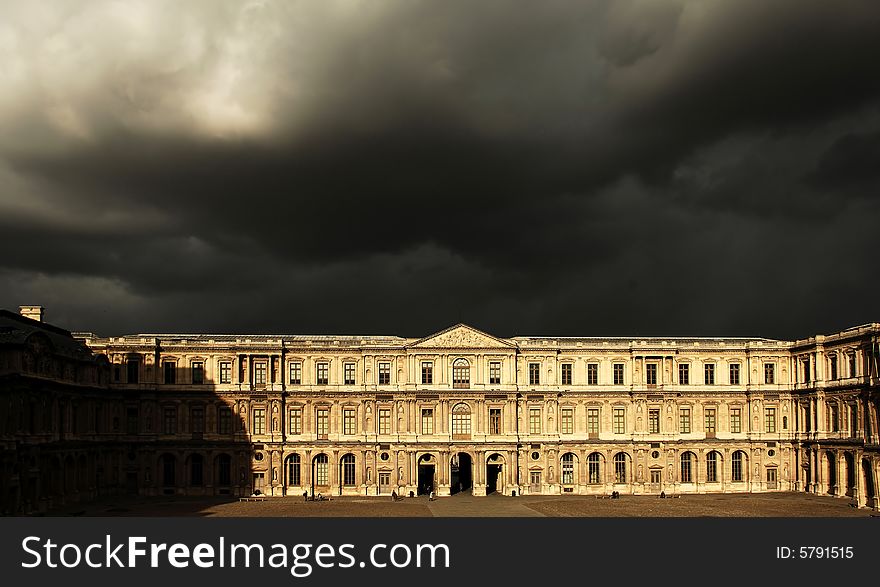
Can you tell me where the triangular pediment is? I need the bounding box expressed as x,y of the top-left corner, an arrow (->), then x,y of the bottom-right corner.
408,324 -> 515,349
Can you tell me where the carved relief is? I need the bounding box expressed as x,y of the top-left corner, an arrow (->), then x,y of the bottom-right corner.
413,326 -> 509,348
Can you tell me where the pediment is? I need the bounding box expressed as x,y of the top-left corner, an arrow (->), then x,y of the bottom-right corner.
409,324 -> 515,349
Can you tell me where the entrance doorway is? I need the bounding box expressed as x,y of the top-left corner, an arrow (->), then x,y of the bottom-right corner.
418,454 -> 435,495
450,453 -> 472,495
379,471 -> 391,495
486,453 -> 505,495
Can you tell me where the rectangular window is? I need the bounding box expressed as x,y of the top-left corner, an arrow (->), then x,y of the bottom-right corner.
765,407 -> 777,433
289,362 -> 302,385
646,363 -> 657,386
489,408 -> 501,435
529,408 -> 541,434
729,363 -> 740,385
850,405 -> 858,436
218,406 -> 232,434
587,408 -> 599,435
163,407 -> 177,435
191,406 -> 204,434
316,362 -> 329,385
613,363 -> 625,385
163,361 -> 176,384
316,408 -> 329,439
288,408 -> 302,435
343,409 -> 356,435
315,462 -> 328,486
587,363 -> 598,386
529,363 -> 540,385
191,361 -> 204,385
679,363 -> 689,385
764,363 -> 775,384
648,408 -> 660,434
344,363 -> 356,385
561,363 -> 572,386
589,458 -> 601,484
803,359 -> 810,384
829,355 -> 837,381
127,360 -> 139,384
613,407 -> 625,434
704,408 -> 716,436
730,407 -> 742,433
378,408 -> 391,435
849,353 -> 856,378
421,361 -> 433,384
421,408 -> 434,435
561,407 -> 573,434
219,361 -> 231,384
254,361 -> 267,386
252,408 -> 265,435
489,362 -> 501,385
827,405 -> 838,432
704,363 -> 715,385
679,407 -> 691,433
378,362 -> 391,385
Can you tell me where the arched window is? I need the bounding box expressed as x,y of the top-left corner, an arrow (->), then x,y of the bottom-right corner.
706,451 -> 719,483
314,454 -> 329,486
732,450 -> 746,482
452,403 -> 472,439
286,454 -> 301,486
217,454 -> 231,486
190,454 -> 204,486
613,453 -> 628,484
342,454 -> 356,486
587,453 -> 602,484
680,452 -> 694,483
453,359 -> 470,389
561,453 -> 576,485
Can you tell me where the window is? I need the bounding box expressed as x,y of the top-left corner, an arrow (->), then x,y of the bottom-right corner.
316,362 -> 329,385
588,453 -> 601,484
680,452 -> 693,483
163,407 -> 177,435
803,358 -> 810,384
286,454 -> 300,486
704,407 -> 716,436
127,360 -> 139,384
732,451 -> 745,482
706,452 -> 718,483
163,361 -> 176,384
529,408 -> 541,434
530,471 -> 541,487
679,407 -> 691,433
218,454 -> 232,486
764,363 -> 775,384
378,362 -> 390,385
126,407 -> 138,435
561,453 -> 575,485
421,408 -> 434,435
219,361 -> 231,384
252,408 -> 265,435
613,363 -> 624,385
765,407 -> 776,433
191,406 -> 204,434
343,409 -> 356,435
452,403 -> 471,438
614,453 -> 627,483
191,361 -> 204,384
561,407 -> 573,434
679,363 -> 689,385
587,363 -> 598,386
829,355 -> 837,381
254,361 -> 267,386
342,454 -> 356,486
314,454 -> 329,486
453,359 -> 470,389
646,363 -> 657,386
316,408 -> 329,439
344,363 -> 356,385
827,404 -> 838,432
421,362 -> 433,384
190,455 -> 204,486
378,408 -> 391,435
704,363 -> 715,385
218,406 -> 232,434
489,362 -> 501,385
849,353 -> 856,378
730,407 -> 742,433
561,363 -> 572,386
288,408 -> 302,435
729,363 -> 740,385
529,363 -> 540,385
289,362 -> 302,385
648,408 -> 660,434
587,408 -> 599,435
613,407 -> 625,434
850,405 -> 859,436
489,408 -> 501,435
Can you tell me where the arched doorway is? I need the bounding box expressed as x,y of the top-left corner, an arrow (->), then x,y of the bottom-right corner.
450,452 -> 472,495
863,458 -> 876,504
418,454 -> 435,495
486,453 -> 505,495
844,453 -> 855,497
825,452 -> 837,495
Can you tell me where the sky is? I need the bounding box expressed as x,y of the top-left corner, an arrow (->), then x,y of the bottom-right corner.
1,0 -> 878,340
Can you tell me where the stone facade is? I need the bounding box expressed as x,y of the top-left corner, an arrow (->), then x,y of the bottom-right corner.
2,307 -> 879,513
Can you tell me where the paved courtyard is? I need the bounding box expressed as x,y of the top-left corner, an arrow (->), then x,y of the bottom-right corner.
43,491 -> 876,517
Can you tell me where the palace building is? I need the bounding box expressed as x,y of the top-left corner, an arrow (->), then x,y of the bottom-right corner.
1,305 -> 879,514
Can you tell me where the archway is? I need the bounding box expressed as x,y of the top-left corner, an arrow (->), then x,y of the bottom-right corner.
486,453 -> 505,495
418,454 -> 435,495
825,452 -> 837,495
450,452 -> 473,495
863,458 -> 876,503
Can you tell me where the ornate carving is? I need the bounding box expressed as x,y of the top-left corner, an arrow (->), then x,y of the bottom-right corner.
414,326 -> 508,348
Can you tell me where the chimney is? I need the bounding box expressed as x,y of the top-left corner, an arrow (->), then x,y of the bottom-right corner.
19,305 -> 44,322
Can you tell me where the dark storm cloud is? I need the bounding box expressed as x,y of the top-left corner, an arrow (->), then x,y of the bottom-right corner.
0,0 -> 878,338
